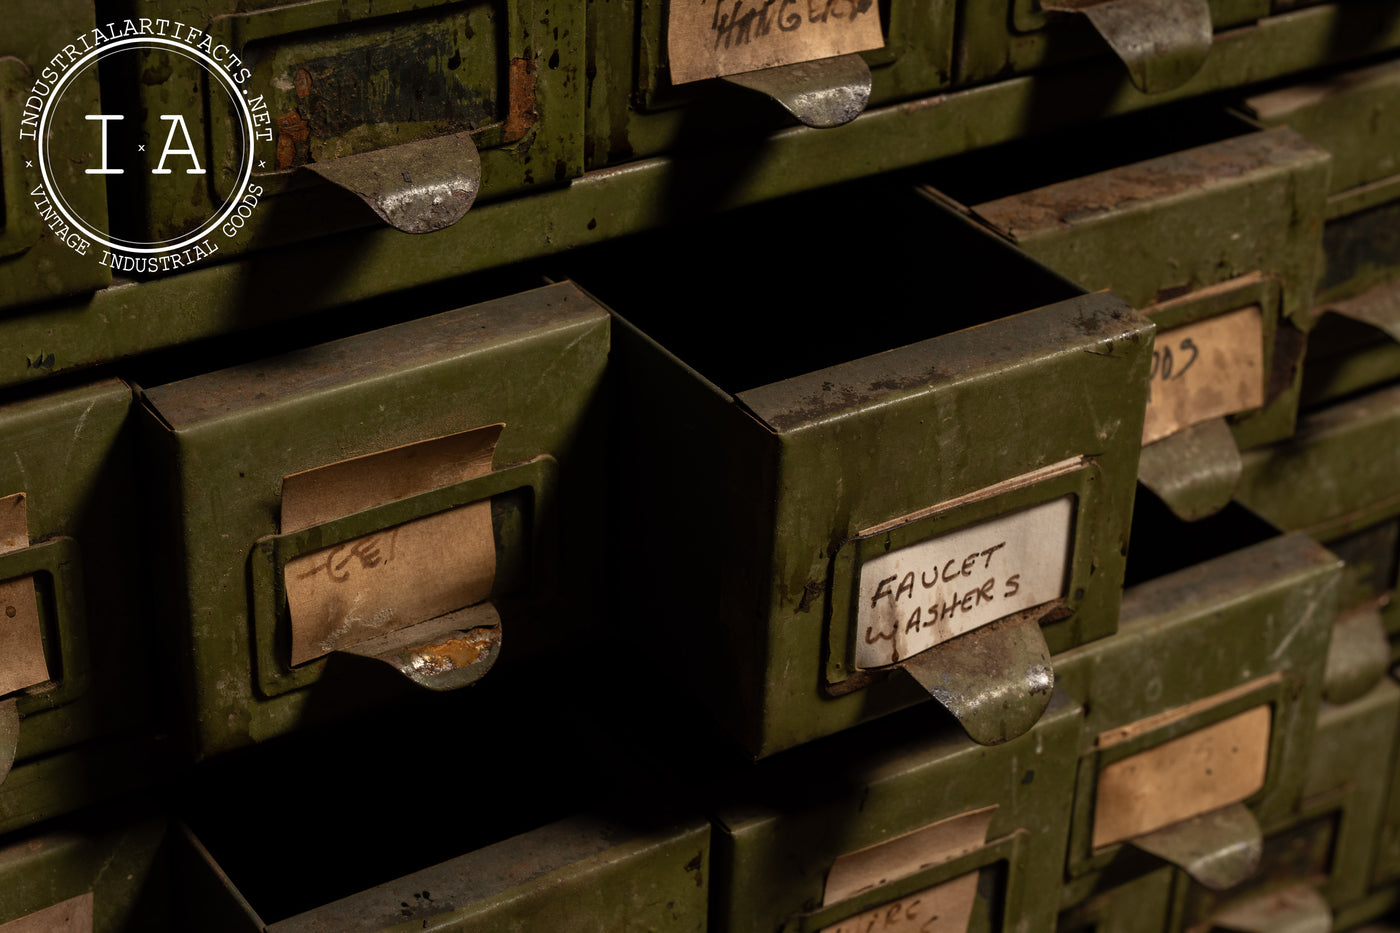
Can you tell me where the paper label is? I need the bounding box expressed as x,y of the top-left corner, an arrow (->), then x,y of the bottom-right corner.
0,493 -> 46,697
855,497 -> 1073,669
821,808 -> 994,933
0,893 -> 94,933
665,0 -> 883,85
1093,705 -> 1271,849
282,426 -> 501,666
825,808 -> 995,906
820,879 -> 978,933
1142,306 -> 1266,445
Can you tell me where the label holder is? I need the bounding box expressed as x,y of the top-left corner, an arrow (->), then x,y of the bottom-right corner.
778,831 -> 1026,933
249,455 -> 557,697
824,461 -> 1099,695
0,536 -> 88,716
1066,675 -> 1290,879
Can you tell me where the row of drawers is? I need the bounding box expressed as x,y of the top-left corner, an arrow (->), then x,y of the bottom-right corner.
10,1 -> 1400,341
3,153 -> 1400,818
0,583 -> 1397,933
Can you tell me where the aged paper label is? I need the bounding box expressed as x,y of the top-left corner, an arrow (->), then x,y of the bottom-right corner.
1093,705 -> 1271,849
820,880 -> 979,933
0,493 -> 47,697
822,808 -> 995,933
855,497 -> 1073,669
666,0 -> 883,85
282,426 -> 501,666
0,892 -> 94,933
1142,306 -> 1266,445
825,808 -> 995,905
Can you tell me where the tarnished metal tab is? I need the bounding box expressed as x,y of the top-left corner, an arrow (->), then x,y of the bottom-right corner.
1040,0 -> 1212,94
1210,883 -> 1332,933
340,602 -> 501,692
0,698 -> 17,787
1138,418 -> 1242,521
1130,802 -> 1263,890
305,132 -> 481,234
721,54 -> 872,128
901,611 -> 1054,746
1324,607 -> 1389,705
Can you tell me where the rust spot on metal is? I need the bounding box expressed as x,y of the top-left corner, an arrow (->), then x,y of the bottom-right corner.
409,627 -> 499,676
275,111 -> 311,171
796,580 -> 824,613
505,57 -> 538,141
294,67 -> 312,99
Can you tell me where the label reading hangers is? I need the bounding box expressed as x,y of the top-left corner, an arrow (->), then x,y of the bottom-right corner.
666,0 -> 884,85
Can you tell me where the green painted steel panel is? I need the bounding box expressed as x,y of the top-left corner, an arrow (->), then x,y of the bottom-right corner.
584,0 -> 955,169
137,281 -> 609,759
957,0 -> 1274,89
4,3 -> 1400,390
1054,534 -> 1339,890
0,0 -> 111,309
711,692 -> 1082,933
1175,680 -> 1400,924
0,379 -> 161,834
99,0 -> 584,260
593,185 -> 1150,758
0,807 -> 170,931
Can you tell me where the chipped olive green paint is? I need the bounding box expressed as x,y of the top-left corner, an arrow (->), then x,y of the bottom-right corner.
603,191 -> 1150,758
933,126 -> 1324,517
960,129 -> 1328,329
105,0 -> 584,261
1053,535 -> 1339,886
137,283 -> 609,759
1236,382 -> 1400,545
0,0 -> 110,309
0,380 -> 157,835
956,0 -> 1270,88
0,809 -> 171,931
1243,57 -> 1400,197
9,1 -> 1400,388
712,693 -> 1081,933
585,0 -> 956,168
1176,680 -> 1400,923
179,815 -> 709,932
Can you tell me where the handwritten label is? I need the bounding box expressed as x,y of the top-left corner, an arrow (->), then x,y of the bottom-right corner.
855,497 -> 1073,669
282,426 -> 501,666
1093,705 -> 1270,849
822,808 -> 994,933
1142,306 -> 1265,445
0,893 -> 94,933
666,0 -> 884,85
821,881 -> 978,933
0,493 -> 47,698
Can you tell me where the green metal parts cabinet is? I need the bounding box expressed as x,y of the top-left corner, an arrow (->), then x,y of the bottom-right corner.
138,282 -> 609,758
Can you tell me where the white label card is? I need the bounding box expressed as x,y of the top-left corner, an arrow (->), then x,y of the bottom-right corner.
666,0 -> 884,85
1142,306 -> 1266,445
855,497 -> 1073,669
